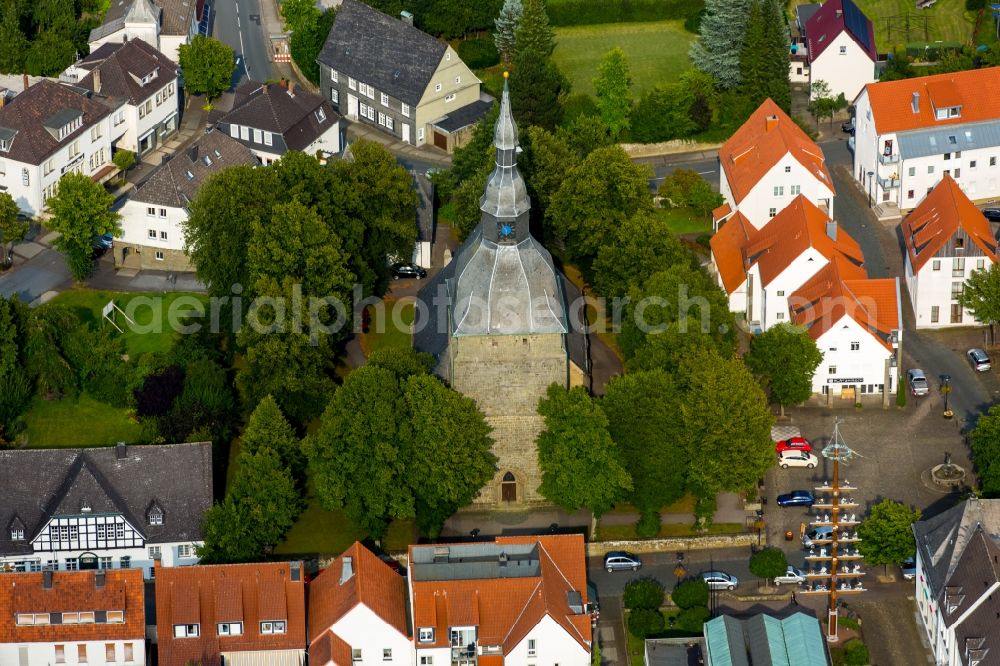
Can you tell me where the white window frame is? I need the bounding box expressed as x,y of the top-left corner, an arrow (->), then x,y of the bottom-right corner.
348,77 -> 357,90
253,129 -> 263,144
240,126 -> 250,141
434,83 -> 442,92
331,69 -> 339,82
445,93 -> 456,103
218,622 -> 243,636
331,88 -> 339,104
380,92 -> 389,106
230,124 -> 238,138
174,624 -> 199,638
263,131 -> 273,146
155,251 -> 164,261
401,103 -> 410,117
418,627 -> 435,643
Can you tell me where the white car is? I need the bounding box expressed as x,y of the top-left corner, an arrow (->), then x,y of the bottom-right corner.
778,450 -> 818,469
774,565 -> 807,585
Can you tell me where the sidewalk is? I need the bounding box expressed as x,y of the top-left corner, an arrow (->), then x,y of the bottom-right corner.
88,256 -> 207,293
346,122 -> 453,167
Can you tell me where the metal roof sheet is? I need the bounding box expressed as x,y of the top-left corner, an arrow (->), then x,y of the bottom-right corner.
897,119 -> 1000,160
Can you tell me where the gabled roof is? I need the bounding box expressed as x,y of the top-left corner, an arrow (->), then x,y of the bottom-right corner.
219,81 -> 339,152
790,257 -> 898,350
862,67 -> 1000,134
806,0 -> 876,63
711,211 -> 755,294
155,561 -> 307,666
912,498 -> 1000,599
937,526 -> 1000,627
308,542 -> 409,647
902,175 -> 997,272
409,535 -> 591,654
705,612 -> 830,666
719,99 -> 832,205
130,129 -> 257,208
0,443 -> 212,556
317,0 -> 448,106
0,569 -> 145,644
0,80 -> 116,165
76,39 -> 177,106
97,0 -> 194,37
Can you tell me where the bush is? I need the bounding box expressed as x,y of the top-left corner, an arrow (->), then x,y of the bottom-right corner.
561,93 -> 600,125
623,578 -> 665,610
672,578 -> 709,610
627,608 -> 665,638
457,37 -> 500,69
547,0 -> 703,27
896,375 -> 907,408
967,0 -> 987,8
843,639 -> 870,666
0,373 -> 32,443
636,510 -> 661,538
134,365 -> 185,418
290,9 -> 336,85
675,605 -> 710,632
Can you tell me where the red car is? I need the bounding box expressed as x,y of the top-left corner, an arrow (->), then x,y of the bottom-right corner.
775,436 -> 812,453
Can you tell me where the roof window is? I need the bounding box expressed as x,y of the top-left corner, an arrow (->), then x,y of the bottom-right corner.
185,170 -> 194,180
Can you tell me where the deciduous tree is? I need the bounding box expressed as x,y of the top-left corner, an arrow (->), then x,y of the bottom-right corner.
536,384 -> 632,517
593,48 -> 632,139
0,192 -> 28,267
971,404 -> 1000,496
749,547 -> 787,583
745,323 -> 823,416
591,213 -> 695,300
960,263 -> 1000,344
178,35 -> 236,100
46,172 -> 120,281
523,126 -> 578,216
857,499 -> 920,575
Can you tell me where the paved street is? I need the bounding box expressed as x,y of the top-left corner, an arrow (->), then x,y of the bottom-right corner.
0,248 -> 70,302
213,0 -> 277,85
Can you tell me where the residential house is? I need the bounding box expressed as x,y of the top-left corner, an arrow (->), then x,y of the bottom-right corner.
216,80 -> 340,165
853,66 -> 1000,214
117,129 -> 257,271
317,0 -> 493,152
710,195 -> 865,332
0,569 -> 146,666
308,542 -> 411,666
803,0 -> 877,101
716,98 -> 835,230
789,4 -> 820,84
912,497 -> 1000,666
0,79 -> 125,216
789,258 -> 901,397
409,535 -> 593,665
902,175 -> 998,328
62,39 -> 180,157
154,561 -> 307,666
703,613 -> 830,665
0,442 -> 212,578
89,0 -> 200,64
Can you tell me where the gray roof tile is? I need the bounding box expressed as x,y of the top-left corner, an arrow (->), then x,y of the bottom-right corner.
317,0 -> 446,106
98,0 -> 194,37
913,498 -> 1000,598
76,40 -> 178,106
219,81 -> 339,152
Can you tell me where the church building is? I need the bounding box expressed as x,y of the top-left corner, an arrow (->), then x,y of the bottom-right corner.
415,75 -> 589,506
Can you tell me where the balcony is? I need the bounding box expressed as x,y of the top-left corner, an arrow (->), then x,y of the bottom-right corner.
878,176 -> 900,189
451,645 -> 476,666
879,152 -> 899,165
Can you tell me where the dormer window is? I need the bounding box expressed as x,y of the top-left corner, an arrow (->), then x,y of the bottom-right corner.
10,527 -> 23,540
218,621 -> 243,636
202,155 -> 213,166
260,620 -> 286,634
418,627 -> 435,643
174,624 -> 200,638
147,503 -> 163,525
315,108 -> 326,123
935,106 -> 962,120
140,70 -> 158,86
185,170 -> 194,180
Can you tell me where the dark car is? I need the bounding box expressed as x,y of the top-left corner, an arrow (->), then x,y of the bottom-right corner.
841,118 -> 855,135
983,208 -> 1000,222
901,556 -> 916,581
390,262 -> 427,280
777,490 -> 815,507
92,232 -> 114,251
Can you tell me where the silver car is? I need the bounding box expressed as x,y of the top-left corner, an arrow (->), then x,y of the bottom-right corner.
701,570 -> 738,590
907,369 -> 929,396
774,565 -> 807,585
901,557 -> 916,581
968,348 -> 991,372
603,551 -> 641,572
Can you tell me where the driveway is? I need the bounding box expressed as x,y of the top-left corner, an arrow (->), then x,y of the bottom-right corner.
0,247 -> 71,302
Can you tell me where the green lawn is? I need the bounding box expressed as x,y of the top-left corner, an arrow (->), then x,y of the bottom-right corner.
23,393 -> 141,448
274,493 -> 416,556
360,300 -> 414,356
655,207 -> 714,236
552,20 -> 697,99
625,610 -> 699,662
49,288 -> 208,356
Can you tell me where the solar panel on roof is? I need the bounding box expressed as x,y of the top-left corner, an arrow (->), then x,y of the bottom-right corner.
842,0 -> 871,52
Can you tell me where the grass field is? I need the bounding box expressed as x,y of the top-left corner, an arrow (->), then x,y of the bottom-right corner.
23,393 -> 141,448
655,206 -> 714,236
552,20 -> 696,98
360,300 -> 414,357
274,493 -> 416,556
49,289 -> 208,356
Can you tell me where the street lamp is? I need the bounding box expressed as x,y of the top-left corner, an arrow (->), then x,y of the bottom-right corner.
867,170 -> 875,208
941,374 -> 953,419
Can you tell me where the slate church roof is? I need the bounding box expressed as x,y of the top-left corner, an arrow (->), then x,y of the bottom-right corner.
0,442 -> 213,556
317,0 -> 447,106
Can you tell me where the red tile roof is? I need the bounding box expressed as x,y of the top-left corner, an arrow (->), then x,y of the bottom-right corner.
790,257 -> 898,349
409,534 -> 591,654
0,570 -> 144,644
862,67 -> 1000,134
719,99 -> 832,205
308,542 -> 409,652
806,0 -> 876,62
711,211 -> 755,293
902,175 -> 997,272
154,561 -> 307,666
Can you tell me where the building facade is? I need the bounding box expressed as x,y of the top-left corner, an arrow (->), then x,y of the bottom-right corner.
0,443 -> 212,579
317,0 -> 491,152
803,0 -> 877,102
902,175 -> 998,328
853,66 -> 1000,214
88,0 -> 200,64
0,569 -> 146,666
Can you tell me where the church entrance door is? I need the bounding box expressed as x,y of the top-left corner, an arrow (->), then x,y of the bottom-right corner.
501,472 -> 517,502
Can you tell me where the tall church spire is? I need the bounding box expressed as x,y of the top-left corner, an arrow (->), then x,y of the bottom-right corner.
479,72 -> 530,244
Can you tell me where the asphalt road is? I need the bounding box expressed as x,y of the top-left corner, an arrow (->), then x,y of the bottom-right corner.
0,248 -> 70,303
213,0 -> 276,86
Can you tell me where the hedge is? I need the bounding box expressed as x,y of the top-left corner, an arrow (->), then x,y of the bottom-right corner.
457,37 -> 500,69
547,0 -> 704,27
628,608 -> 665,639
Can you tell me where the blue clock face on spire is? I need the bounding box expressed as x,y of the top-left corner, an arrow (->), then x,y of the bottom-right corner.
499,222 -> 514,240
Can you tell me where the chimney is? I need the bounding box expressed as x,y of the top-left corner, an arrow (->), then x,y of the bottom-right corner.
287,81 -> 295,97
400,10 -> 414,25
765,114 -> 778,132
22,73 -> 28,91
93,68 -> 101,94
95,571 -> 106,588
115,442 -> 127,460
340,556 -> 354,584
827,220 -> 838,241
499,551 -> 508,566
912,92 -> 920,114
836,9 -> 843,18
43,571 -> 53,589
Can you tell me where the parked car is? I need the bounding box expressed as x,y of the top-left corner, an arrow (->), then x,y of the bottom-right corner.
587,581 -> 600,623
774,565 -> 807,585
841,118 -> 855,134
968,348 -> 992,372
390,262 -> 427,280
982,208 -> 1000,222
603,551 -> 641,572
778,450 -> 818,469
901,557 -> 916,581
907,369 -> 929,396
777,490 -> 815,507
802,526 -> 833,548
701,570 -> 738,590
775,436 -> 812,453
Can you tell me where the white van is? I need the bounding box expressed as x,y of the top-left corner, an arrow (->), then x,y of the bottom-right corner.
802,526 -> 833,548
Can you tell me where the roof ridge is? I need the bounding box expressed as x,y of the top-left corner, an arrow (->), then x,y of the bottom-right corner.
502,579 -> 543,646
